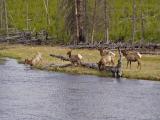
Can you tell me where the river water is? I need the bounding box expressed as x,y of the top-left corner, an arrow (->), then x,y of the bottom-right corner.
0,58 -> 160,120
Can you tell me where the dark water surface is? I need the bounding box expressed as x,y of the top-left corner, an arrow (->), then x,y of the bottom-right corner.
0,58 -> 160,120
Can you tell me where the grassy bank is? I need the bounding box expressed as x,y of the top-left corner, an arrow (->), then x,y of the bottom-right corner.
0,44 -> 160,81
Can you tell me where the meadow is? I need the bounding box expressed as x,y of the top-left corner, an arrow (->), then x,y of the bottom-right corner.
0,44 -> 160,80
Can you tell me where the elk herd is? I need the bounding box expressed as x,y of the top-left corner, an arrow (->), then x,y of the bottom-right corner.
24,47 -> 142,70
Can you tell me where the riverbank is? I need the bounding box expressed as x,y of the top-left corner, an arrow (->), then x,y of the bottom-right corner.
0,44 -> 160,80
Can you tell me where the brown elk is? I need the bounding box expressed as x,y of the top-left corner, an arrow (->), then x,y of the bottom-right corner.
121,50 -> 142,69
98,48 -> 115,57
97,48 -> 115,70
98,55 -> 115,70
24,58 -> 33,66
24,52 -> 42,66
67,50 -> 83,65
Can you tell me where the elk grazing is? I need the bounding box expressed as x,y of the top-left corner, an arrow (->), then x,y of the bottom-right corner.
66,50 -> 83,65
24,52 -> 42,66
121,50 -> 142,69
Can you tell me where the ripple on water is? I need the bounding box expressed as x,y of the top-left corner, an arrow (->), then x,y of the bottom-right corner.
0,58 -> 160,120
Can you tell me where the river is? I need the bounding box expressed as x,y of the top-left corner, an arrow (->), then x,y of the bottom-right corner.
0,58 -> 160,120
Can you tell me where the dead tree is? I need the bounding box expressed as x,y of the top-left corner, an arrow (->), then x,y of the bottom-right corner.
104,0 -> 109,44
83,0 -> 88,43
74,0 -> 80,45
74,0 -> 86,45
91,0 -> 97,44
4,0 -> 8,37
131,0 -> 136,44
0,0 -> 8,36
140,0 -> 145,45
60,0 -> 86,45
0,0 -> 3,30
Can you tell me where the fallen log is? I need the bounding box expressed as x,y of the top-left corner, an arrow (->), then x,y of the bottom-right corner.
50,54 -> 70,61
44,63 -> 72,69
50,48 -> 123,78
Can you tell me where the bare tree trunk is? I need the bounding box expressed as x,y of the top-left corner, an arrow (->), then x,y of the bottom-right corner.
104,0 -> 109,44
4,0 -> 8,36
140,0 -> 144,45
26,0 -> 29,30
84,0 -> 88,43
74,0 -> 79,45
91,0 -> 97,44
43,0 -> 50,30
0,0 -> 3,30
131,0 -> 136,44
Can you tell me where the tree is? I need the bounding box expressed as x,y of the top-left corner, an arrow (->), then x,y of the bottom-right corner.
91,0 -> 97,44
104,0 -> 109,43
0,0 -> 3,30
140,0 -> 145,45
43,0 -> 50,30
131,0 -> 136,44
60,0 -> 86,45
26,0 -> 29,30
0,0 -> 8,36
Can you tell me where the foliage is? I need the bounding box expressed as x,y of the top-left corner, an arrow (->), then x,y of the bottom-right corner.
0,0 -> 160,43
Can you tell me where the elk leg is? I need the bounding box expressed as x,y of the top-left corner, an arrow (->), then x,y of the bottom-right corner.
127,61 -> 129,68
137,60 -> 141,70
130,61 -> 132,69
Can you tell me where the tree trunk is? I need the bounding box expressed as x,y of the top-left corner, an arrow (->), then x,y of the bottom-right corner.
84,0 -> 88,43
104,0 -> 109,44
74,0 -> 79,45
131,0 -> 136,44
43,0 -> 50,30
26,0 -> 29,30
140,0 -> 145,45
4,0 -> 8,37
0,0 -> 3,30
91,0 -> 97,44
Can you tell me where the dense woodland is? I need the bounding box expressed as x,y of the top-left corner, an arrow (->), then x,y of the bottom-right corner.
0,0 -> 160,44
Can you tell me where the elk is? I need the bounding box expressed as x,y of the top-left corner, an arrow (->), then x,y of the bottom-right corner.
98,47 -> 115,57
121,50 -> 142,69
97,48 -> 115,70
98,55 -> 115,71
66,50 -> 83,65
24,58 -> 33,66
24,52 -> 42,66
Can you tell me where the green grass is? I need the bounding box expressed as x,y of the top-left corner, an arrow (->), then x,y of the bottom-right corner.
0,44 -> 160,81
